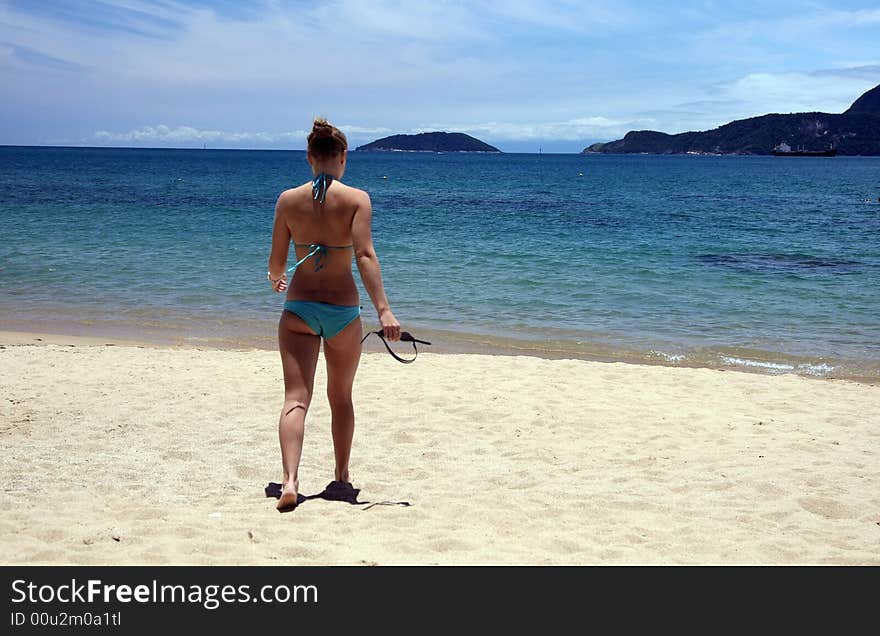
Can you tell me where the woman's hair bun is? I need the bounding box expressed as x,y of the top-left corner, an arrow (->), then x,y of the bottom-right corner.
311,117 -> 334,137
307,117 -> 347,157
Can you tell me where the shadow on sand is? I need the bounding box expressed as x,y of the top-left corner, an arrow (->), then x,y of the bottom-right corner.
265,481 -> 411,513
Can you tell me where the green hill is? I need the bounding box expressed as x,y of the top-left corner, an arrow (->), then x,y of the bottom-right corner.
844,83 -> 880,115
356,132 -> 500,152
584,84 -> 880,156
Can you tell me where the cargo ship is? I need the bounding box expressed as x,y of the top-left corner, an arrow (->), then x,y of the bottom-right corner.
772,142 -> 837,157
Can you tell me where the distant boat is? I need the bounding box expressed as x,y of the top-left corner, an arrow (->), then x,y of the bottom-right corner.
772,142 -> 837,157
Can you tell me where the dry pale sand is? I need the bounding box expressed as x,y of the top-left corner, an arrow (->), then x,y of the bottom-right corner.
1,331 -> 878,565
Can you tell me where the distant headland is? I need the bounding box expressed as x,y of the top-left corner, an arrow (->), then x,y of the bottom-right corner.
356,131 -> 500,153
584,83 -> 880,156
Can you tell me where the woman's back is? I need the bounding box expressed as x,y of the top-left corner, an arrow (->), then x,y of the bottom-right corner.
277,178 -> 366,306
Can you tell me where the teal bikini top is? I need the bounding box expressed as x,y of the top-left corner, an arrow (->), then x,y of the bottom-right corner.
285,242 -> 353,276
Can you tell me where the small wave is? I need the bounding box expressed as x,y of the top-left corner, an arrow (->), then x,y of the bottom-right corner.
720,355 -> 836,376
720,356 -> 794,371
796,362 -> 835,376
649,350 -> 685,363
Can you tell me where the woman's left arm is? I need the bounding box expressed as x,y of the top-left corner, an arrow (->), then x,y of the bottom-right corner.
267,193 -> 291,293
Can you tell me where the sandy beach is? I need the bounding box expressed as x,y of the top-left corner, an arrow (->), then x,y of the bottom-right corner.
1,330 -> 878,565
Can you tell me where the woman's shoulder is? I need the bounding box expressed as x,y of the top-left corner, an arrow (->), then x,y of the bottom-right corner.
276,180 -> 369,209
276,183 -> 310,204
336,181 -> 371,204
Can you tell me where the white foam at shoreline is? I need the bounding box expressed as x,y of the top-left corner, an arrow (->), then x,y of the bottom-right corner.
721,356 -> 794,372
720,356 -> 836,377
797,362 -> 836,376
649,350 -> 686,363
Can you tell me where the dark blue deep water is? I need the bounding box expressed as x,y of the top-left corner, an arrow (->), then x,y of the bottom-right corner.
2,146 -> 879,379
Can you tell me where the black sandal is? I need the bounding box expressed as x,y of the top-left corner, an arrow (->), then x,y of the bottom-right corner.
361,330 -> 431,364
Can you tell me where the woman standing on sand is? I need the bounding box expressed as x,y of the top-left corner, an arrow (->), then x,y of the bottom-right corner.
267,117 -> 400,512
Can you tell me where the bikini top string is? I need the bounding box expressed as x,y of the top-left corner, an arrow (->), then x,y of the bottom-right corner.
360,331 -> 432,364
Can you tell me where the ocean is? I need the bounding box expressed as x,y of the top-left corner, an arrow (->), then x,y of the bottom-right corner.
1,146 -> 879,380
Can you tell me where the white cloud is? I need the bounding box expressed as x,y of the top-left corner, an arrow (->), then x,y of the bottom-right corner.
810,7 -> 880,28
310,0 -> 486,42
90,122 -> 393,146
814,64 -> 880,80
91,116 -> 641,147
707,69 -> 879,117
338,125 -> 394,135
480,0 -> 638,33
417,116 -> 648,141
93,124 -> 300,144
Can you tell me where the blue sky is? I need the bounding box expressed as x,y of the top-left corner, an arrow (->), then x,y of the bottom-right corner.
1,0 -> 879,152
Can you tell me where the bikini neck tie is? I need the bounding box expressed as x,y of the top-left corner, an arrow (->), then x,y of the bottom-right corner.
312,172 -> 334,204
360,331 -> 432,364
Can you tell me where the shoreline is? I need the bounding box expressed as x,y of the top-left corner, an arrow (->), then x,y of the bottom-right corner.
1,320 -> 878,385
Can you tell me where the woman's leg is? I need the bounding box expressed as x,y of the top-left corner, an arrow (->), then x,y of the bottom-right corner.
322,317 -> 363,483
277,311 -> 320,510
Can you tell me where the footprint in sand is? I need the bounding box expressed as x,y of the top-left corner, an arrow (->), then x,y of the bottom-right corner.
234,464 -> 259,479
390,431 -> 417,444
163,449 -> 193,461
429,537 -> 474,553
798,497 -> 855,520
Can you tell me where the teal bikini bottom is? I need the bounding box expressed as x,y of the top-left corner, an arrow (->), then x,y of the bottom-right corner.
283,300 -> 361,339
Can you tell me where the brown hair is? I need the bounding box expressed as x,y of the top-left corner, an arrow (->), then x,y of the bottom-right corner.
307,117 -> 347,159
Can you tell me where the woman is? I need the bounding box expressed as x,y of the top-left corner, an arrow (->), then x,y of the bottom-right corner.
267,117 -> 400,512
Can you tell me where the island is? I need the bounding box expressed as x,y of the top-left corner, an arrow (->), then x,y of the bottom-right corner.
583,83 -> 880,156
356,131 -> 500,152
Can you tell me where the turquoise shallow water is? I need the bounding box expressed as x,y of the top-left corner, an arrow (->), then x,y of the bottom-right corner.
1,146 -> 879,379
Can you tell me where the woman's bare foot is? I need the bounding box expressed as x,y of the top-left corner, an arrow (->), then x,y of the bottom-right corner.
277,478 -> 300,513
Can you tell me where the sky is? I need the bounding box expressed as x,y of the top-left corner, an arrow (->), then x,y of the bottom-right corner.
1,0 -> 879,153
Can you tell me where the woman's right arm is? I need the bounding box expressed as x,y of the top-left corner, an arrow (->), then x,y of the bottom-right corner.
267,193 -> 291,293
352,190 -> 401,341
